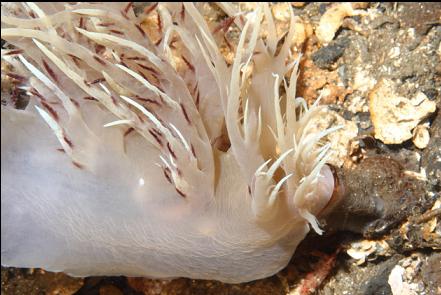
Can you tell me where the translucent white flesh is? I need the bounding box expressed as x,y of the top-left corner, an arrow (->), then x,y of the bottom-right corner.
1,2 -> 336,283
1,107 -> 311,283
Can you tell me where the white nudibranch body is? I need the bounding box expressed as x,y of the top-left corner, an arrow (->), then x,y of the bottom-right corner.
1,3 -> 336,283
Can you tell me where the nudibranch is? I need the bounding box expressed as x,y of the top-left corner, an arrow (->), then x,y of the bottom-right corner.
1,3 -> 337,283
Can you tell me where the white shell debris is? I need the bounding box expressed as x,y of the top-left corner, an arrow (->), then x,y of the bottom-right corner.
412,124 -> 431,149
369,79 -> 436,145
388,265 -> 420,295
397,198 -> 440,250
346,239 -> 391,265
388,255 -> 426,295
352,69 -> 377,94
427,199 -> 441,233
316,3 -> 368,45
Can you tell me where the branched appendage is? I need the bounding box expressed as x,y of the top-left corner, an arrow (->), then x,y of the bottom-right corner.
201,3 -> 337,232
1,3 -> 337,229
1,3 -> 215,207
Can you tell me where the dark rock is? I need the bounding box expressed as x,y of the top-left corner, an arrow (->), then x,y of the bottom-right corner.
337,65 -> 348,86
421,253 -> 441,295
370,15 -> 399,30
99,285 -> 124,295
1,267 -> 83,295
312,38 -> 349,69
397,2 -> 441,35
319,3 -> 328,15
423,88 -> 438,100
362,256 -> 401,295
354,112 -> 372,132
323,157 -> 427,237
132,2 -> 150,16
422,111 -> 441,188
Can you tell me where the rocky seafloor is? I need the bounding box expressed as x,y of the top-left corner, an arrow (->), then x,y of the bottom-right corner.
1,2 -> 440,295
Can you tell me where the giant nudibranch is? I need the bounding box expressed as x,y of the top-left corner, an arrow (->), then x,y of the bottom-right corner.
1,3 -> 337,283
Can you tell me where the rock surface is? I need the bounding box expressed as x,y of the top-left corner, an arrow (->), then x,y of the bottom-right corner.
369,79 -> 436,145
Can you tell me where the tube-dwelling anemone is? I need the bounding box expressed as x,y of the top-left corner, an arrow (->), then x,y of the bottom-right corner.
1,3 -> 336,283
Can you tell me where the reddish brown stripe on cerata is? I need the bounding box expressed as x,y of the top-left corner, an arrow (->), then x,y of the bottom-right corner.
138,70 -> 149,81
95,44 -> 106,55
93,55 -> 106,65
239,15 -> 246,25
144,3 -> 158,15
180,103 -> 191,124
30,88 -> 44,100
83,96 -> 97,101
89,77 -> 105,85
72,161 -> 84,169
167,142 -> 177,160
6,73 -> 26,82
137,63 -> 159,75
110,95 -> 118,105
97,22 -> 115,27
127,56 -> 147,61
191,144 -> 196,158
4,49 -> 23,55
135,96 -> 161,106
195,90 -> 200,109
157,12 -> 162,33
67,54 -> 80,60
175,188 -> 187,198
124,127 -> 134,137
169,37 -> 178,49
192,82 -> 198,94
135,23 -> 147,37
136,113 -> 145,123
124,2 -> 133,14
63,134 -> 74,149
79,17 -> 85,29
163,167 -> 172,184
149,128 -> 162,139
148,129 -> 163,146
154,37 -> 163,46
120,60 -> 129,68
157,86 -> 166,95
56,148 -> 65,153
181,55 -> 195,72
40,100 -> 59,121
68,54 -> 81,67
110,29 -> 124,35
180,4 -> 185,21
70,98 -> 80,108
120,9 -> 129,20
42,59 -> 60,84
